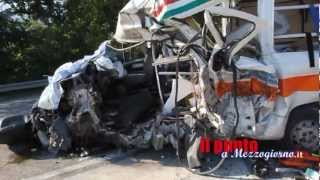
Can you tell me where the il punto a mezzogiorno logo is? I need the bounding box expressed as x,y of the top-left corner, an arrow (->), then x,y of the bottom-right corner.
199,137 -> 304,160
200,137 -> 259,155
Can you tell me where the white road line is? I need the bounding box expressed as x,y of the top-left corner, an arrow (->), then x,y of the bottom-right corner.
22,158 -> 105,180
22,150 -> 138,180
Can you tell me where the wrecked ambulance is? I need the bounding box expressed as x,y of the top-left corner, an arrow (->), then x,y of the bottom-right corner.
0,0 -> 319,174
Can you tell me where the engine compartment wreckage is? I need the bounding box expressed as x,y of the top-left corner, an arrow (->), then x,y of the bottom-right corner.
2,0 -> 319,176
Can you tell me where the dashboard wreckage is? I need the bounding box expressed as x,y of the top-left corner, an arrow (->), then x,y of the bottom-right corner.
0,0 -> 319,176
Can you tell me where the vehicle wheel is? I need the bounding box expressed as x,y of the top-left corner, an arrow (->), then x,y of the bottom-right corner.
285,105 -> 319,153
0,115 -> 33,145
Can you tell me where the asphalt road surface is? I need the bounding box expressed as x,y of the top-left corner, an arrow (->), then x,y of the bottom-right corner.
0,89 -> 296,180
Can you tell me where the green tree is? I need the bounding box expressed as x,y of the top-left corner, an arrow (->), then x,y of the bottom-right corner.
0,0 -> 128,83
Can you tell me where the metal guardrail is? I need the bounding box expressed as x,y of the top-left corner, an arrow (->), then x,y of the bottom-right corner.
0,79 -> 48,93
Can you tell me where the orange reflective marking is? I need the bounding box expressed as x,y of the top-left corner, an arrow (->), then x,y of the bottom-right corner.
216,78 -> 278,99
279,74 -> 319,97
216,74 -> 319,98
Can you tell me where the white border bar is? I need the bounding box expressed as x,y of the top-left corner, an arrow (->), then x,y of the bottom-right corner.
274,33 -> 318,39
275,4 -> 319,11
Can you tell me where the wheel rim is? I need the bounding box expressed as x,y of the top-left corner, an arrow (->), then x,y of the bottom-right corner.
289,119 -> 319,152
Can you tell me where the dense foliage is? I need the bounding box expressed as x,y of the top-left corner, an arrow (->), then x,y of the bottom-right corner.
0,0 -> 127,83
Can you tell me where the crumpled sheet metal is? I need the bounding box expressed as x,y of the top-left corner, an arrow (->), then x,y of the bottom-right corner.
114,0 -> 224,42
105,116 -> 185,151
157,19 -> 281,140
163,78 -> 194,115
211,56 -> 280,138
38,41 -> 126,110
33,0 -> 296,158
214,56 -> 279,99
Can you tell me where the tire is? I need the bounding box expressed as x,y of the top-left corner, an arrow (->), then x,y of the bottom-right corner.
0,115 -> 33,144
284,103 -> 319,153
